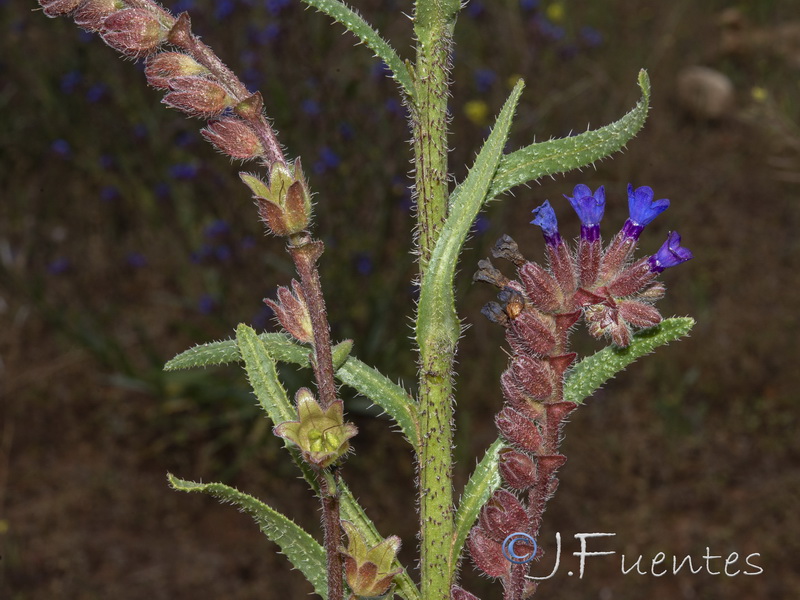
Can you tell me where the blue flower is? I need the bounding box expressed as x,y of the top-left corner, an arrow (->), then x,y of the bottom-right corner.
530,200 -> 561,245
565,184 -> 604,240
126,252 -> 148,268
648,231 -> 693,273
624,184 -> 669,238
51,139 -> 72,158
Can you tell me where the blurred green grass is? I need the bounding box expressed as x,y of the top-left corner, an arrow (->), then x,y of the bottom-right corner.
2,0 -> 799,598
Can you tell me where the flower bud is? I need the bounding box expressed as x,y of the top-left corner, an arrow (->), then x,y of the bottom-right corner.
202,117 -> 264,160
39,0 -> 83,18
510,355 -> 554,399
479,489 -> 529,542
234,92 -> 264,120
340,521 -> 402,598
240,160 -> 312,236
452,586 -> 482,600
499,448 -> 537,490
101,8 -> 166,57
467,528 -> 510,578
263,279 -> 313,343
163,76 -> 234,118
618,299 -> 662,328
145,52 -> 208,89
518,261 -> 560,312
495,406 -> 542,453
273,389 -> 357,468
74,0 -> 121,32
507,310 -> 556,357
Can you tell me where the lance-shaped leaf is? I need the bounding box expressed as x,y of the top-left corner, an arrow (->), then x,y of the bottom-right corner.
299,0 -> 413,99
417,80 -> 525,347
451,439 -> 504,570
564,317 -> 695,404
166,332 -> 420,450
234,324 -> 421,600
455,70 -> 651,205
168,474 -> 327,598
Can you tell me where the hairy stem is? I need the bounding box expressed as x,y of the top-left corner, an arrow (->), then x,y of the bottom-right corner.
319,470 -> 343,600
287,234 -> 338,410
413,1 -> 461,598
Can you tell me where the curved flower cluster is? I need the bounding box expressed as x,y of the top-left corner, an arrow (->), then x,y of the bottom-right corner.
39,0 -> 282,166
457,184 -> 692,600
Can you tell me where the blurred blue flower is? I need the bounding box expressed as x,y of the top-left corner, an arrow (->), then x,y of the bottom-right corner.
471,214 -> 490,235
239,235 -> 256,251
86,82 -> 108,103
354,252 -> 374,276
154,181 -> 171,200
198,294 -> 217,315
47,257 -> 71,275
520,0 -> 539,11
314,147 -> 340,174
61,70 -> 82,94
204,219 -> 230,238
99,154 -> 115,169
126,252 -> 148,268
174,130 -> 195,147
536,16 -> 565,41
466,1 -> 485,18
51,139 -> 72,158
580,26 -> 604,47
169,163 -> 199,180
214,245 -> 233,262
132,123 -> 148,139
302,98 -> 321,116
266,0 -> 290,15
251,304 -> 274,330
385,97 -> 406,118
100,186 -> 119,202
372,61 -> 393,80
474,68 -> 497,93
214,0 -> 236,20
338,121 -> 354,141
172,0 -> 195,13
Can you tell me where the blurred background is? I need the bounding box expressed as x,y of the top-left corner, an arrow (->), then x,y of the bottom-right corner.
2,0 -> 799,598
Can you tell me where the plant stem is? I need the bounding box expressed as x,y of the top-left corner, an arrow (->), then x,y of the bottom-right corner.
287,233 -> 338,410
287,232 -> 342,600
319,469 -> 343,600
413,1 -> 461,598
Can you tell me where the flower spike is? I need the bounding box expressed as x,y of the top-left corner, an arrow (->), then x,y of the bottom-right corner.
648,231 -> 693,272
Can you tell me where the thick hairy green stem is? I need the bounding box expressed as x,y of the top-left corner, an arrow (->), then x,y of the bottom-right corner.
412,0 -> 459,274
413,2 -> 461,598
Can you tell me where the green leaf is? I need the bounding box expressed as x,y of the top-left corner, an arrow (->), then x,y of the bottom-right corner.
565,317 -> 695,405
299,0 -> 414,99
166,332 -> 419,449
339,482 -> 421,600
417,79 -> 525,346
168,474 -> 328,598
451,438 -> 504,569
164,332 -> 307,371
232,327 -> 421,600
336,359 -> 420,451
488,69 -> 651,200
236,324 -> 296,424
